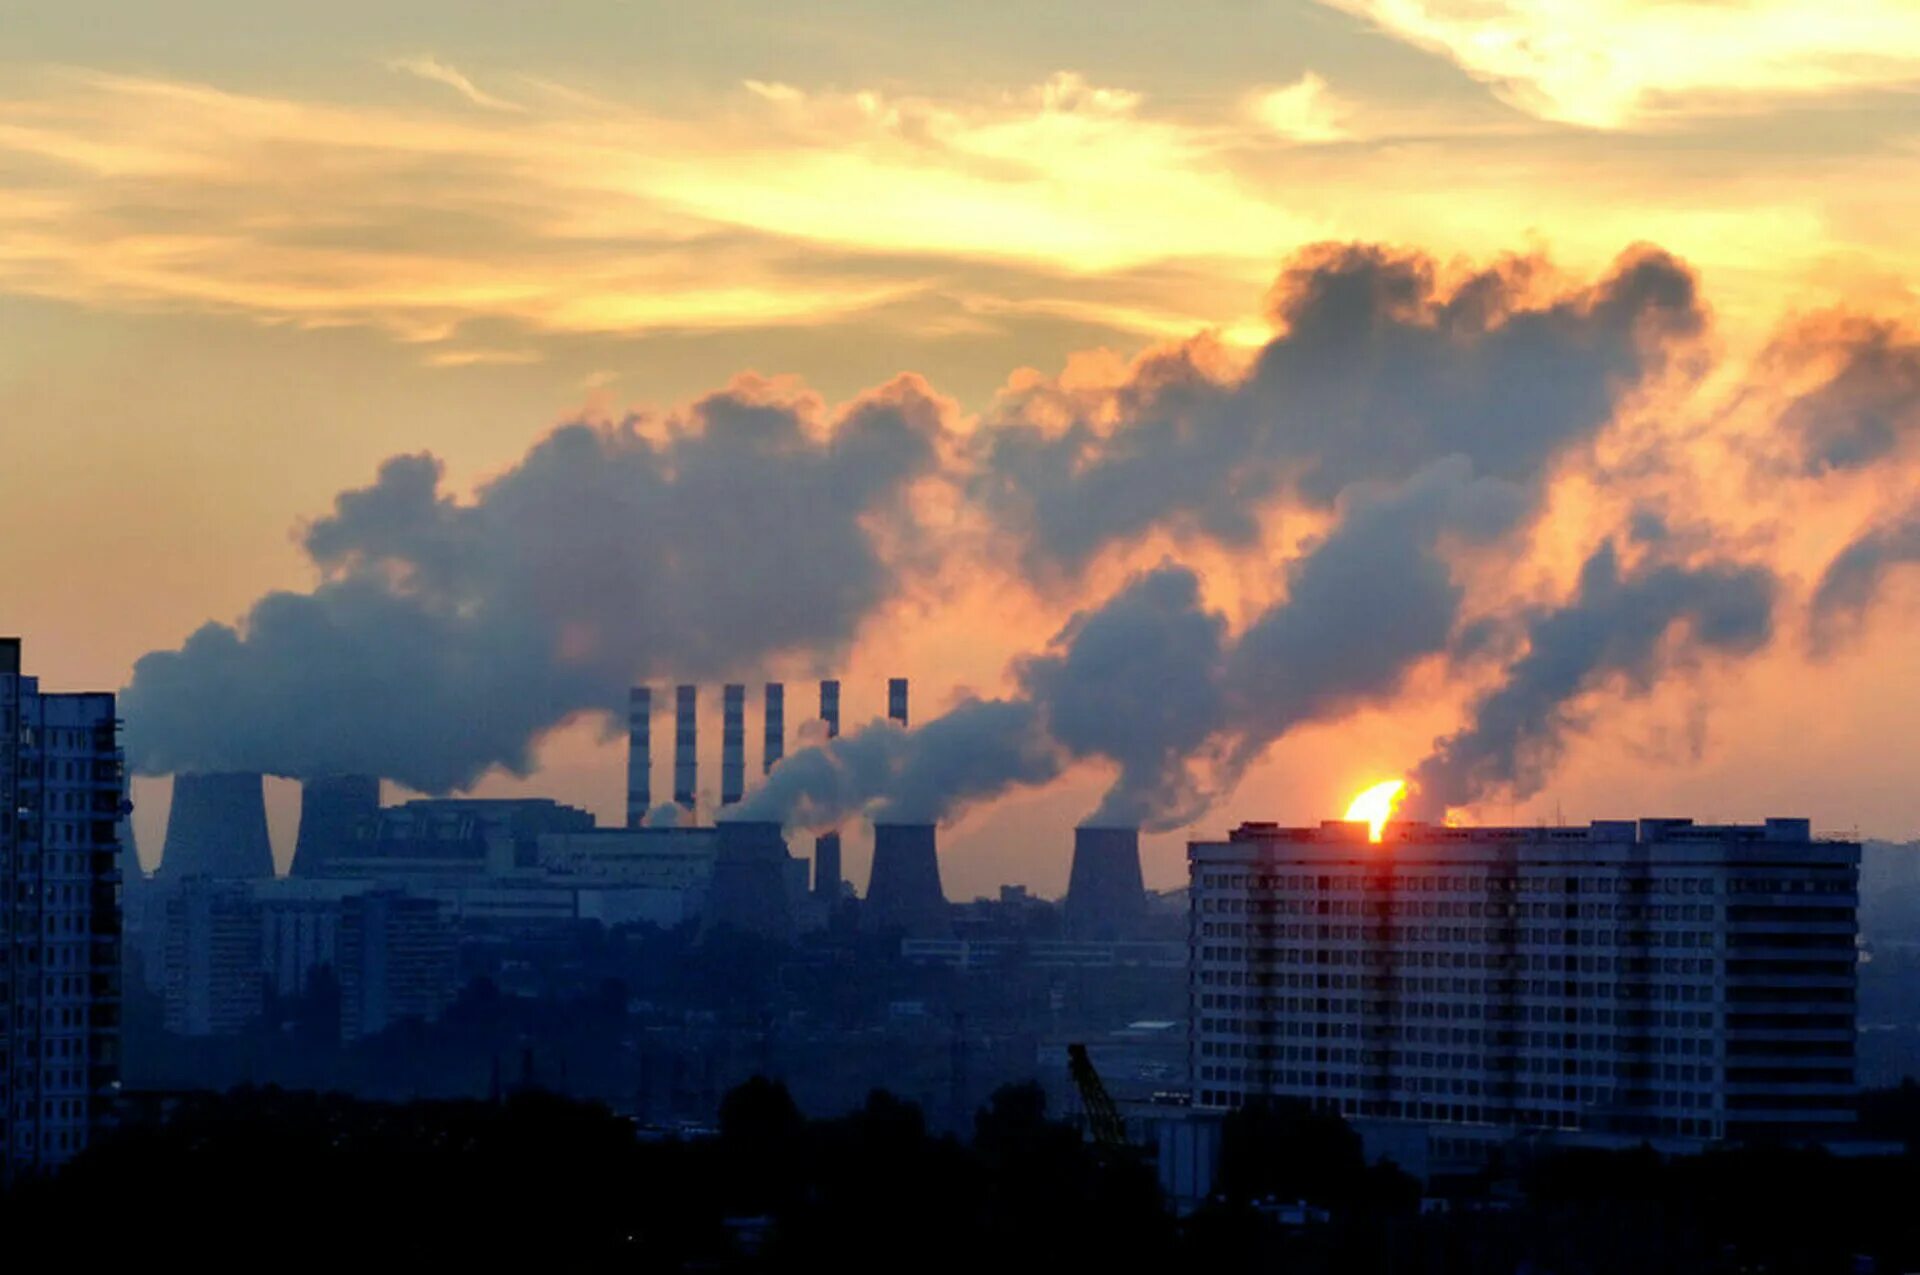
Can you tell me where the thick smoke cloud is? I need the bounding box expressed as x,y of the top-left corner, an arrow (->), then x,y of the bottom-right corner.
978,243 -> 1702,576
1810,503 -> 1920,650
1408,542 -> 1778,817
1774,321 -> 1920,475
124,376 -> 949,790
742,457 -> 1529,833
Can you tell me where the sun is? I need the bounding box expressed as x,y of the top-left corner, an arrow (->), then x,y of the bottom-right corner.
1344,779 -> 1406,843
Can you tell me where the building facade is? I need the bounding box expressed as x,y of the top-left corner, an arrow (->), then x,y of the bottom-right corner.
1190,818 -> 1859,1160
0,639 -> 123,1179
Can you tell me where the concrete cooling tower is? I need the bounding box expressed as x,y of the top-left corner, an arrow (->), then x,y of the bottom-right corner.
707,820 -> 794,940
160,772 -> 275,879
1064,826 -> 1147,940
289,774 -> 380,878
864,822 -> 949,938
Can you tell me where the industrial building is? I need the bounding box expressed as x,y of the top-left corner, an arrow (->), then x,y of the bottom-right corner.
0,638 -> 123,1179
1189,817 -> 1862,1172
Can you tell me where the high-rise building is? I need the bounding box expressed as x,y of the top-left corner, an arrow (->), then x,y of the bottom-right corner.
337,889 -> 458,1041
162,877 -> 264,1037
0,638 -> 123,1180
1190,817 -> 1860,1168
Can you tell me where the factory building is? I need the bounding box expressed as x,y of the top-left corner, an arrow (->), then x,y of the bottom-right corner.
0,639 -> 123,1180
1189,817 -> 1862,1171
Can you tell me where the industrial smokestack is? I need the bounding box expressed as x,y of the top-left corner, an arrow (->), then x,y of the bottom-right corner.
763,682 -> 784,775
674,684 -> 697,810
290,774 -> 379,878
160,772 -> 275,879
1064,826 -> 1146,940
721,683 -> 745,806
865,822 -> 948,938
888,676 -> 908,727
707,820 -> 794,940
626,686 -> 651,829
814,831 -> 842,902
819,678 -> 840,738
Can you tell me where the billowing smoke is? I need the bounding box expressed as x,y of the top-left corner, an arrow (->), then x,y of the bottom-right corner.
123,376 -> 949,791
1810,503 -> 1920,651
977,243 -> 1701,576
1407,541 -> 1778,817
740,457 -> 1530,833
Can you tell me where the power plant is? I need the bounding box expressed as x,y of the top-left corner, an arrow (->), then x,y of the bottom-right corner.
864,821 -> 948,937
673,683 -> 697,809
763,682 -> 784,774
705,820 -> 798,940
721,683 -> 745,806
1064,825 -> 1147,939
289,774 -> 380,878
625,686 -> 651,828
160,772 -> 275,879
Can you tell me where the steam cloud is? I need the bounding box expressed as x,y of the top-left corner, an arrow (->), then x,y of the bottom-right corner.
123,235 -> 1914,832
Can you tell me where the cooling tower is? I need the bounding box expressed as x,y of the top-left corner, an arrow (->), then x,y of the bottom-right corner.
721,683 -> 745,806
673,684 -> 697,810
887,676 -> 908,727
864,822 -> 949,938
289,774 -> 380,878
763,682 -> 784,774
819,679 -> 840,738
160,772 -> 275,879
814,831 -> 842,901
626,686 -> 651,828
1065,826 -> 1147,940
706,820 -> 793,940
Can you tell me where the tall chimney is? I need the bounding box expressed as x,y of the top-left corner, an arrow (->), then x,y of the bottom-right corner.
888,677 -> 909,728
1064,826 -> 1146,940
721,683 -> 746,806
290,774 -> 380,878
160,772 -> 275,879
813,831 -> 842,902
763,682 -> 785,774
673,684 -> 697,810
626,686 -> 651,828
819,678 -> 840,739
865,822 -> 948,938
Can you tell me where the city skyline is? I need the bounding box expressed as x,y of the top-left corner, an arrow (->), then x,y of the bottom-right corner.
5,3 -> 1920,900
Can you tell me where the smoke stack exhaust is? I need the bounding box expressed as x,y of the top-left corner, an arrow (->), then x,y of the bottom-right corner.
865,822 -> 948,937
161,772 -> 275,879
763,682 -> 784,774
290,774 -> 379,878
888,676 -> 909,727
626,685 -> 651,828
674,684 -> 697,810
721,683 -> 745,806
1065,826 -> 1146,940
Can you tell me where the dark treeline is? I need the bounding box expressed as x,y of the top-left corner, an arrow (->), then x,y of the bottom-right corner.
10,1084 -> 1920,1271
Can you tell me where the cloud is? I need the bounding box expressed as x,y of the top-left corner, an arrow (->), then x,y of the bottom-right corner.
1319,0 -> 1920,128
122,375 -> 952,790
1246,72 -> 1353,143
386,55 -> 524,112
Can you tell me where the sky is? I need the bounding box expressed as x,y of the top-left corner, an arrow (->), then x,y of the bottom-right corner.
4,1 -> 1920,896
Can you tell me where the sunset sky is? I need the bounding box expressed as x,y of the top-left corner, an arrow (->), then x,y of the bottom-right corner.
5,1 -> 1919,895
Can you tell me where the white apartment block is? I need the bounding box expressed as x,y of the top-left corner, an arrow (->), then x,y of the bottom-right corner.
0,638 -> 123,1180
1190,817 -> 1859,1165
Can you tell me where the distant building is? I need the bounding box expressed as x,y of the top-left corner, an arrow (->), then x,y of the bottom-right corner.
338,890 -> 458,1041
0,639 -> 123,1179
314,797 -> 595,880
162,877 -> 264,1037
1190,818 -> 1861,1171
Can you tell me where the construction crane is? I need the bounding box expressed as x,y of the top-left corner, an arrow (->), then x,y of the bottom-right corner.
1067,1043 -> 1129,1150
